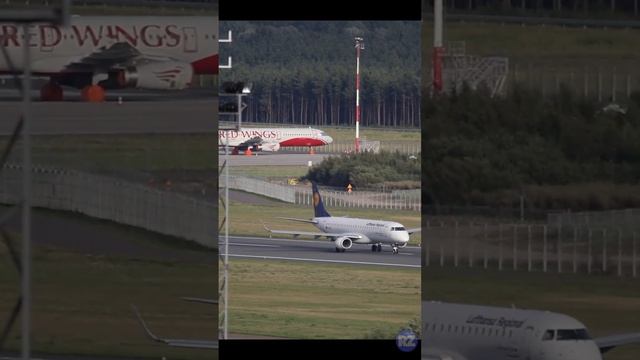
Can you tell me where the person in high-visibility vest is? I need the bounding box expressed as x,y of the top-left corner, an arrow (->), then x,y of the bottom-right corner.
346,183 -> 353,193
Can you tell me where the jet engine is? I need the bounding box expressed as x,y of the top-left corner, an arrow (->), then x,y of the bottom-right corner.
256,142 -> 281,152
335,237 -> 353,251
116,61 -> 193,90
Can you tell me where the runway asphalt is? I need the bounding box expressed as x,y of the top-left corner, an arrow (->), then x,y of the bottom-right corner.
223,236 -> 421,268
218,153 -> 331,166
0,90 -> 216,135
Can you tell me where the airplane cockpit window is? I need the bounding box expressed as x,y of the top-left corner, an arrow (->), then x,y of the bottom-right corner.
556,329 -> 591,340
542,330 -> 555,341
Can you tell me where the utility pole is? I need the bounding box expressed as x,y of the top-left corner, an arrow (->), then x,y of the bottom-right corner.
354,37 -> 364,153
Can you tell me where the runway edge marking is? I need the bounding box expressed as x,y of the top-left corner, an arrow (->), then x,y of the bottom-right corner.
223,254 -> 420,268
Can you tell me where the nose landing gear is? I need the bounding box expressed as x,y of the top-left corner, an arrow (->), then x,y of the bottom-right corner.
392,244 -> 399,255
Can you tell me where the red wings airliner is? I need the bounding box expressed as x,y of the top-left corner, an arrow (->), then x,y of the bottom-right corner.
218,127 -> 334,154
0,16 -> 218,101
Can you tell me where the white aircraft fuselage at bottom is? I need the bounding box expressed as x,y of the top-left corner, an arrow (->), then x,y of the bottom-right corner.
422,302 -> 604,360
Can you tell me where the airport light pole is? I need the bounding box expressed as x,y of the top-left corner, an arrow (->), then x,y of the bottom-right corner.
0,4 -> 69,359
433,0 -> 444,95
354,37 -> 364,153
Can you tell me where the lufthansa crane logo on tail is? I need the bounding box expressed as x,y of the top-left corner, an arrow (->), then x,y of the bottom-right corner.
313,192 -> 320,207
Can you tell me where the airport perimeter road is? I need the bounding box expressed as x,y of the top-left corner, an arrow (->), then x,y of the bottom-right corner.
223,236 -> 421,268
0,95 -> 216,135
218,153 -> 331,166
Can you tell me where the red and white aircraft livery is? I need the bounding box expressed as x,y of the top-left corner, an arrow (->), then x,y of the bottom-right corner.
218,127 -> 334,154
0,16 -> 218,101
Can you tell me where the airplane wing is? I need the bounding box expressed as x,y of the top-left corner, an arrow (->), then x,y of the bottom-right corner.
595,332 -> 640,353
131,305 -> 218,350
236,136 -> 263,147
181,297 -> 218,305
265,227 -> 362,240
64,42 -> 142,73
407,227 -> 421,235
277,217 -> 318,224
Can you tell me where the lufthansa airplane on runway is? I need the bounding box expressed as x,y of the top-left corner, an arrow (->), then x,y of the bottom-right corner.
264,182 -> 419,254
218,127 -> 333,154
0,16 -> 218,102
422,301 -> 640,360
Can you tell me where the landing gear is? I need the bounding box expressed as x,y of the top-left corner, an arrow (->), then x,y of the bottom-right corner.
392,245 -> 399,255
370,244 -> 383,252
81,84 -> 106,102
335,247 -> 346,253
40,81 -> 63,101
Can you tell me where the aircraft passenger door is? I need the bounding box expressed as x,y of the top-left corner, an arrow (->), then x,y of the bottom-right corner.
522,326 -> 535,360
182,27 -> 198,53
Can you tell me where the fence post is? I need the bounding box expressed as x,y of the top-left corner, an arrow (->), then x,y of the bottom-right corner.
527,224 -> 532,272
558,224 -> 563,274
468,223 -> 474,268
584,66 -> 589,98
603,228 -> 607,273
543,225 -> 547,272
498,223 -> 503,271
483,223 -> 488,270
617,229 -> 622,277
513,224 -> 518,271
633,232 -> 637,278
454,220 -> 459,267
425,240 -> 430,267
573,226 -> 578,274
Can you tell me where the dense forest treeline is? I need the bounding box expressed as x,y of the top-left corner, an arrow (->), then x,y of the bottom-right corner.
220,21 -> 420,128
304,151 -> 421,189
424,0 -> 640,17
424,84 -> 640,210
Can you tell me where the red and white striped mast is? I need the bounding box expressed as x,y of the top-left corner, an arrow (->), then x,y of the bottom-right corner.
354,36 -> 364,152
433,0 -> 444,95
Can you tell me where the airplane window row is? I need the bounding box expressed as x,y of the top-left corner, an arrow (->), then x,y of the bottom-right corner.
542,329 -> 591,341
425,323 -> 513,338
391,227 -> 406,231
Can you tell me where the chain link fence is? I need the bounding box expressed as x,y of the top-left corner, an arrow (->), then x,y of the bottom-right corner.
425,221 -> 638,278
0,164 -> 216,248
220,175 -> 421,212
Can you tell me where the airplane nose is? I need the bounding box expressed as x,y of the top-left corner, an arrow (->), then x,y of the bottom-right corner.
324,135 -> 333,144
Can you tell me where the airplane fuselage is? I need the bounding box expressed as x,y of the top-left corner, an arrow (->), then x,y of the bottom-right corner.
314,217 -> 409,246
218,127 -> 333,150
423,302 -> 603,360
0,16 -> 218,75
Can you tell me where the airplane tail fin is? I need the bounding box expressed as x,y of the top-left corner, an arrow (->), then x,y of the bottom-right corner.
312,182 -> 331,217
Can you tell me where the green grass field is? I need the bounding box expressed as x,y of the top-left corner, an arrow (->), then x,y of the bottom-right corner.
225,200 -> 422,244
227,259 -> 420,339
1,134 -> 216,172
0,238 -> 216,359
320,127 -> 420,143
230,165 -> 310,179
424,267 -> 640,360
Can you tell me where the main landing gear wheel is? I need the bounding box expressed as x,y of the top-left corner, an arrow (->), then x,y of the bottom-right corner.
377,244 -> 382,252
335,248 -> 345,253
371,245 -> 376,252
81,85 -> 106,102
